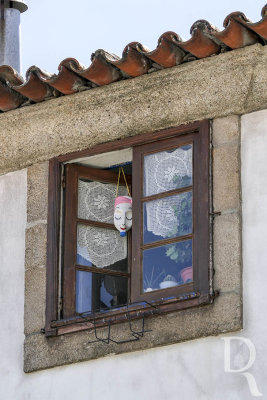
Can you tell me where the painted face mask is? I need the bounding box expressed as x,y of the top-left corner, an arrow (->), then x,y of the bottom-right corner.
114,196 -> 132,237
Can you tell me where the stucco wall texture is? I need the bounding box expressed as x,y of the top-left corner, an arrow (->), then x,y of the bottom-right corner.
0,109 -> 267,399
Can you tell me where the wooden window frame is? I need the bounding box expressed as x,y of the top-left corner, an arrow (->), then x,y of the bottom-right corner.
45,120 -> 212,337
63,165 -> 132,318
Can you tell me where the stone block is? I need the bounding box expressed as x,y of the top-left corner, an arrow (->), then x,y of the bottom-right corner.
25,223 -> 47,269
27,162 -> 49,223
213,115 -> 240,147
244,47 -> 267,112
24,265 -> 46,335
213,213 -> 242,293
213,144 -> 240,212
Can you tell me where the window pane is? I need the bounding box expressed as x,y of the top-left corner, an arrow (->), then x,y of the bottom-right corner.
143,191 -> 192,244
144,144 -> 192,197
76,270 -> 128,314
143,240 -> 193,293
77,224 -> 128,271
78,179 -> 128,223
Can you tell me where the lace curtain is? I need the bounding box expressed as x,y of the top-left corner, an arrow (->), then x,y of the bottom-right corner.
144,146 -> 192,238
77,180 -> 128,268
144,192 -> 192,240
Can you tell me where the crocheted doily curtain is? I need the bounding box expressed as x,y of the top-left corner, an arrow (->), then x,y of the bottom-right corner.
144,145 -> 192,238
77,180 -> 128,268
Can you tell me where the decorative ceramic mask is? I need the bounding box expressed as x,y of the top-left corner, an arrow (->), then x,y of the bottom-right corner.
114,196 -> 132,237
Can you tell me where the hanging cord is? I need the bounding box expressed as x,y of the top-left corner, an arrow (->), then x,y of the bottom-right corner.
116,167 -> 131,197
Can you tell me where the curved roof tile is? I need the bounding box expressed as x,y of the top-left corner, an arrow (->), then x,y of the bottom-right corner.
143,32 -> 184,68
61,53 -> 122,86
177,20 -> 221,58
0,5 -> 266,112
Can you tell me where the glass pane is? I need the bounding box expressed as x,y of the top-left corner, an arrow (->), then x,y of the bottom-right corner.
76,270 -> 128,314
143,191 -> 192,244
143,240 -> 193,293
77,224 -> 128,271
144,144 -> 192,197
78,179 -> 128,223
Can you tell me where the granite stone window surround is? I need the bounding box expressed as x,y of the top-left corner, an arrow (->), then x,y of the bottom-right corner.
45,121 -> 210,337
24,115 -> 242,372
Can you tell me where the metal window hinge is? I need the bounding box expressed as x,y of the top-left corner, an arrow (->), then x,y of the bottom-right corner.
61,175 -> 66,189
59,298 -> 63,313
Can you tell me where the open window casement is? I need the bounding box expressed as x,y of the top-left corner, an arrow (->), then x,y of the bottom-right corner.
46,121 -> 211,336
63,165 -> 132,318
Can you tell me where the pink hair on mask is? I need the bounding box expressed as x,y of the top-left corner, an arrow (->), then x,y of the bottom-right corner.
114,196 -> 132,208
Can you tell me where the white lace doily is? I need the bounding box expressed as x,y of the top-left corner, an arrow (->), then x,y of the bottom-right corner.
77,225 -> 127,268
78,180 -> 128,223
77,180 -> 128,267
144,146 -> 192,238
144,145 -> 192,197
145,192 -> 192,239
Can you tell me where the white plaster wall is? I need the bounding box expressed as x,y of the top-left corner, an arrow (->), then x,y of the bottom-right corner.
0,169 -> 26,399
1,109 -> 267,399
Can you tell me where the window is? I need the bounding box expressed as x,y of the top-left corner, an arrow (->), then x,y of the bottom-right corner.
45,121 -> 211,336
63,164 -> 132,318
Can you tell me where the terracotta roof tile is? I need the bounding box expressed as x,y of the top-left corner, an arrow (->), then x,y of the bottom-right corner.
0,5 -> 266,112
61,53 -> 121,86
176,20 -> 221,58
109,42 -> 151,77
144,32 -> 184,68
213,12 -> 259,49
36,65 -> 88,95
237,5 -> 267,40
13,67 -> 57,102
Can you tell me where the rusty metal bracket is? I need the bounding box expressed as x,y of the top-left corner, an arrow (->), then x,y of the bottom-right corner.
209,211 -> 221,218
86,314 -> 152,345
210,290 -> 220,302
84,301 -> 160,345
88,315 -> 152,344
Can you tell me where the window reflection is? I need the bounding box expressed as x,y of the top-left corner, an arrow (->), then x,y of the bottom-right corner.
143,240 -> 193,293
